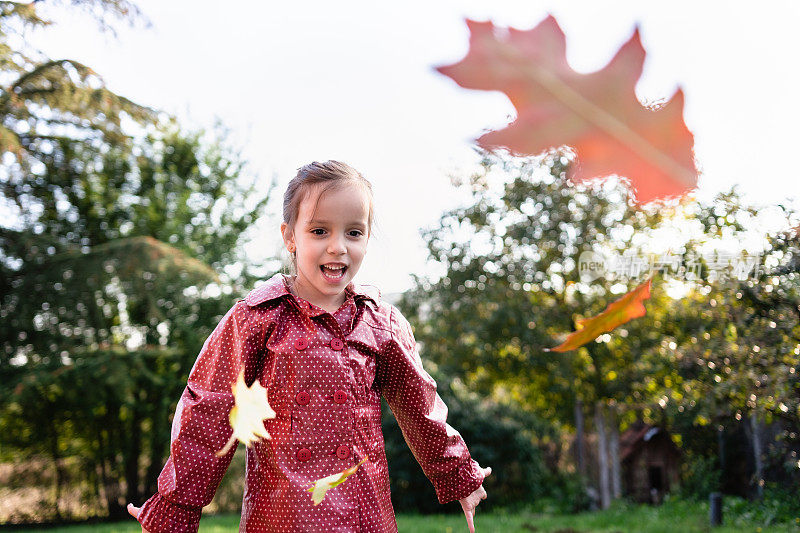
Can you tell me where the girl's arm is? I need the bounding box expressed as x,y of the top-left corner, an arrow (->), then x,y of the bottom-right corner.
377,305 -> 487,505
131,300 -> 267,533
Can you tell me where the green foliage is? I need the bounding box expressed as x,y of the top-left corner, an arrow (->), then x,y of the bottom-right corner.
0,116 -> 273,290
381,373 -> 559,513
723,484 -> 800,528
0,0 -> 156,172
0,230 -> 246,514
1,12 -> 274,515
401,150 -> 672,427
399,150 -> 800,504
0,344 -> 207,518
645,194 -> 800,495
676,454 -> 721,501
527,470 -> 595,514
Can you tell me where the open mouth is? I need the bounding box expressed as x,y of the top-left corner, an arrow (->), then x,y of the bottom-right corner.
320,264 -> 347,281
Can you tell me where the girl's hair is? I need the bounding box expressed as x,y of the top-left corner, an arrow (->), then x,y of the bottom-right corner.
282,160 -> 374,275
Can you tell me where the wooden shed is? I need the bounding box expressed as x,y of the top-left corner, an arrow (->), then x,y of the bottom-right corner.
620,420 -> 683,503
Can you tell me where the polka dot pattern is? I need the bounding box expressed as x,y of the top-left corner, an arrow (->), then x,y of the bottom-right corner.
137,273 -> 485,532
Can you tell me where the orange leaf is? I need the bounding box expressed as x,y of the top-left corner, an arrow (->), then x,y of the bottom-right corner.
434,16 -> 697,205
545,276 -> 652,352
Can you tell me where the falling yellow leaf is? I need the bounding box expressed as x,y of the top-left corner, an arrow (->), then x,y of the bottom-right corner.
216,369 -> 276,457
307,457 -> 369,505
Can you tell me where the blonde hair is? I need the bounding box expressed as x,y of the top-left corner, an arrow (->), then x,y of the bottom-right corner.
282,160 -> 375,275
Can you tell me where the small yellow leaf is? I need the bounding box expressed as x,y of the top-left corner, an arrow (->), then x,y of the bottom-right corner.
216,369 -> 276,457
307,457 -> 369,505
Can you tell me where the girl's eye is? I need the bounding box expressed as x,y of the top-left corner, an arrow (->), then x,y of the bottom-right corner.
309,228 -> 363,237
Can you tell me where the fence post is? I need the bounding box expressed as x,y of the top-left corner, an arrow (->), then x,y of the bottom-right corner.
709,492 -> 723,526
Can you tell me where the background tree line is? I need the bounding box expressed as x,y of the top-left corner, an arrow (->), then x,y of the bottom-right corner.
1,0 -> 273,520
395,152 -> 800,517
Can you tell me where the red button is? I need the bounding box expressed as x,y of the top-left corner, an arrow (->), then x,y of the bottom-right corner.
296,391 -> 310,405
330,338 -> 344,350
336,445 -> 350,459
333,390 -> 348,404
294,338 -> 308,350
297,448 -> 312,462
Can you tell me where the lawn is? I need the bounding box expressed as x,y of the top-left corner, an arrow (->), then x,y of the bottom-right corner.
3,498 -> 798,533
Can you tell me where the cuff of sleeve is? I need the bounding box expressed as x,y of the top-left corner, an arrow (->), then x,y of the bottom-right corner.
432,458 -> 486,505
138,492 -> 203,533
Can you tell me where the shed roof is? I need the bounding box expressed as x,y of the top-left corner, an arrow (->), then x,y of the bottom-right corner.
620,420 -> 681,461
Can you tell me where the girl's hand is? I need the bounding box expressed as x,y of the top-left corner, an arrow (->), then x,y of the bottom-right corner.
127,503 -> 150,533
459,466 -> 491,533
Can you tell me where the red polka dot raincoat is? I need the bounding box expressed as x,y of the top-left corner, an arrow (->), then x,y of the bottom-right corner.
137,272 -> 486,532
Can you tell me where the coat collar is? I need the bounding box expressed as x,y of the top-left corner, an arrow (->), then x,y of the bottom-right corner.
245,272 -> 381,311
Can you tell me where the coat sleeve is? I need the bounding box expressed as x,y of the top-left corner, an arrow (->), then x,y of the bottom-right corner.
137,300 -> 266,533
377,304 -> 486,505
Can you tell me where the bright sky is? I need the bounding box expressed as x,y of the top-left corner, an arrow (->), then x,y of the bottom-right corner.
23,0 -> 800,295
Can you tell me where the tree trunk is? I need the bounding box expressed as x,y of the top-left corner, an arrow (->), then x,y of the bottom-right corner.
97,424 -> 116,516
96,427 -> 111,513
125,400 -> 143,505
91,458 -> 103,513
99,410 -> 125,518
717,423 -> 725,493
145,398 -> 170,497
750,410 -> 764,499
575,398 -> 587,487
595,400 -> 611,509
47,416 -> 64,521
608,402 -> 622,499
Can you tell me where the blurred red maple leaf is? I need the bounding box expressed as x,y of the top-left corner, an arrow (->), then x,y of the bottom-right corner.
545,276 -> 653,353
435,16 -> 698,205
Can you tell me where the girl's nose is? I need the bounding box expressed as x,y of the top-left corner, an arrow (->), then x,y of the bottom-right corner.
327,234 -> 347,254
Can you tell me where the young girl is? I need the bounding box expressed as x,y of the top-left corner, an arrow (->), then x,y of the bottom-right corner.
127,160 -> 491,532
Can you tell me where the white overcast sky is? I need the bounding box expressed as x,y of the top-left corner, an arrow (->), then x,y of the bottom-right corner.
21,0 -> 800,294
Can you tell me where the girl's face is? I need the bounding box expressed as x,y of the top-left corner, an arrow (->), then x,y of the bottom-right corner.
281,183 -> 370,306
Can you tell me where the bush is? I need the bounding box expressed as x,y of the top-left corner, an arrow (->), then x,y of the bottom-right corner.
382,378 -> 559,514
723,481 -> 800,526
676,454 -> 721,501
529,470 -> 595,514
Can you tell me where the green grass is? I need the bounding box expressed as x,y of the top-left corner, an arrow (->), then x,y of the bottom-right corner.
4,498 -> 799,533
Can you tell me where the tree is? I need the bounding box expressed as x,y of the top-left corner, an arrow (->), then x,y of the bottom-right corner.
0,236 -> 227,519
398,150 -> 800,507
641,191 -> 800,498
398,149 -> 675,506
1,0 -> 157,174
1,115 -> 274,363
1,117 -> 275,519
1,1 -> 279,520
